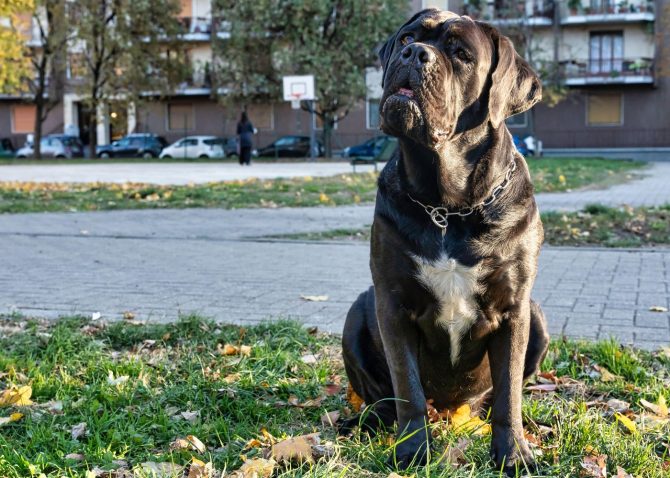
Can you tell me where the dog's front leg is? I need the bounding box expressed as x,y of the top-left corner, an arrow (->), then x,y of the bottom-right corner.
375,291 -> 430,469
487,301 -> 534,476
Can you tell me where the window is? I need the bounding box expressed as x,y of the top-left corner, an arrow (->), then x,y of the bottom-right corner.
589,32 -> 623,75
167,104 -> 194,131
367,98 -> 380,130
587,94 -> 623,125
506,111 -> 527,128
247,104 -> 273,130
11,105 -> 36,134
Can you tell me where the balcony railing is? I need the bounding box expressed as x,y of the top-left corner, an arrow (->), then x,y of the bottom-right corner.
562,57 -> 654,85
562,0 -> 655,23
462,1 -> 554,25
177,16 -> 212,39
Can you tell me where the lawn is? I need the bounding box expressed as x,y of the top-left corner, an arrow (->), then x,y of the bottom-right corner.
0,315 -> 668,477
271,205 -> 670,249
0,158 -> 642,214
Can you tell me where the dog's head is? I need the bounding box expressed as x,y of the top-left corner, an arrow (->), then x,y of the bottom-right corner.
378,9 -> 541,149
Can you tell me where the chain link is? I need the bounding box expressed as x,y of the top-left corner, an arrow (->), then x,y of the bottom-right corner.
408,159 -> 517,232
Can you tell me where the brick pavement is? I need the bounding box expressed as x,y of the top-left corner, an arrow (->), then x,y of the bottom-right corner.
1,161 -> 669,349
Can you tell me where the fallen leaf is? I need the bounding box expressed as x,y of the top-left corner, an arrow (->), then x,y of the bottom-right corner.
606,399 -> 630,413
223,373 -> 241,384
219,344 -> 252,357
106,371 -> 129,386
526,383 -> 558,392
180,410 -> 200,423
65,453 -> 85,461
186,435 -> 207,454
122,311 -> 135,320
91,312 -> 102,321
170,435 -> 206,454
320,410 -> 340,427
441,437 -> 471,467
137,461 -> 183,478
323,383 -> 341,396
300,354 -> 318,364
640,395 -> 668,418
581,454 -> 607,478
615,466 -> 633,478
71,422 -> 87,440
649,306 -> 668,312
387,473 -> 413,478
300,295 -> 329,302
449,404 -> 491,435
0,412 -> 24,426
187,457 -> 212,478
598,367 -> 619,382
615,412 -> 637,434
346,384 -> 365,412
235,458 -> 276,478
0,385 -> 33,407
271,433 -> 320,464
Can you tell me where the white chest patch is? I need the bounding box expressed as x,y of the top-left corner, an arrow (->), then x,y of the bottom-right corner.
412,254 -> 480,366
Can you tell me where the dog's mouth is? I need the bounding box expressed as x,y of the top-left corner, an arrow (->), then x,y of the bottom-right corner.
395,87 -> 415,99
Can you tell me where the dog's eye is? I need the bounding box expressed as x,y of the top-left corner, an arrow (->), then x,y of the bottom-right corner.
400,34 -> 414,46
456,49 -> 471,62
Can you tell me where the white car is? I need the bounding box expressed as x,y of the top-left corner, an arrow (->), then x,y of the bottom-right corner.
159,136 -> 225,159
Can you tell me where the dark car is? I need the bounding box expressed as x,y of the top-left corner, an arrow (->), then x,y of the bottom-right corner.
0,138 -> 15,158
96,133 -> 167,158
15,135 -> 84,158
342,135 -> 394,158
210,137 -> 239,157
256,135 -> 323,158
512,135 -> 530,156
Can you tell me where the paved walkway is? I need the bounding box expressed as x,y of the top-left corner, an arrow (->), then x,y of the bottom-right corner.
1,206 -> 669,350
0,161 -> 362,185
1,161 -> 670,349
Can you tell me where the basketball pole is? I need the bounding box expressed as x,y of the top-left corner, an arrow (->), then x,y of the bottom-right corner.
309,100 -> 316,162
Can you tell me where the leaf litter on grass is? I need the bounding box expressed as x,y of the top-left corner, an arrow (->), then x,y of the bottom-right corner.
1,315 -> 669,477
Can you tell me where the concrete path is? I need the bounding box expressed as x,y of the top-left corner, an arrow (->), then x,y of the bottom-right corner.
0,161 -> 363,185
1,206 -> 669,350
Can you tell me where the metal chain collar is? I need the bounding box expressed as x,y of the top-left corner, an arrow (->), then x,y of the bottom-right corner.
408,159 -> 517,236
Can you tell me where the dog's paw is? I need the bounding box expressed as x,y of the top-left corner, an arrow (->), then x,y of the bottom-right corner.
387,432 -> 431,470
490,427 -> 535,476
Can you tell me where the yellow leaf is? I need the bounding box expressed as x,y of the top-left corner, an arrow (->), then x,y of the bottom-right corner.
449,404 -> 491,435
640,395 -> 668,418
271,433 -> 320,464
318,193 -> 330,203
615,412 -> 637,434
237,458 -> 276,478
0,385 -> 33,407
0,412 -> 24,426
187,457 -> 212,478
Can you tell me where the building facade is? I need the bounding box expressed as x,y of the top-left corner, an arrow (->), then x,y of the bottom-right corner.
1,0 -> 668,156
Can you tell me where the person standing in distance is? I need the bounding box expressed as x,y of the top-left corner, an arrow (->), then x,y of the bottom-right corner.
236,112 -> 255,166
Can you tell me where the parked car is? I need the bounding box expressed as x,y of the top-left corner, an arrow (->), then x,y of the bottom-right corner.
342,135 -> 395,158
256,135 -> 323,158
15,134 -> 84,158
160,136 -> 225,159
512,135 -> 529,156
96,133 -> 167,158
218,137 -> 239,157
0,138 -> 15,158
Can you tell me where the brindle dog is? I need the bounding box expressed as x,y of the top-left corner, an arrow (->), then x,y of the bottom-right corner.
340,9 -> 550,476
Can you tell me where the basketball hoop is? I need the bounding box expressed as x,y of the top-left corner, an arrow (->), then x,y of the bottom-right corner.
291,93 -> 303,110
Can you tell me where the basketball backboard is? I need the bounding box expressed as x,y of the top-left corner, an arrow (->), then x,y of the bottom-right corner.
283,75 -> 315,102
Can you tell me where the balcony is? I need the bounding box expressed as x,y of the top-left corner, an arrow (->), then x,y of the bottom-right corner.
561,0 -> 655,24
562,57 -> 654,85
177,16 -> 212,41
462,1 -> 554,26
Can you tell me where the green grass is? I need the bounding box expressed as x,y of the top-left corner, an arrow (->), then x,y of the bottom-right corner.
1,315 -> 668,477
0,157 -> 643,214
272,205 -> 670,248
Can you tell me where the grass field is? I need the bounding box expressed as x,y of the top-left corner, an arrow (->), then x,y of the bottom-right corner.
271,205 -> 670,249
0,158 -> 642,214
0,315 -> 668,478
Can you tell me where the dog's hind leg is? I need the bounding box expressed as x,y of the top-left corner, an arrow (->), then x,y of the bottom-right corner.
340,286 -> 397,436
523,299 -> 550,380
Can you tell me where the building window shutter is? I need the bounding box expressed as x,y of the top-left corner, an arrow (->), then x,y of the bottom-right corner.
247,104 -> 273,130
168,104 -> 194,131
12,105 -> 36,134
587,94 -> 622,125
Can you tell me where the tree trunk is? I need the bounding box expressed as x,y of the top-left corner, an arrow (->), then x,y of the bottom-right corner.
322,112 -> 333,159
88,108 -> 97,159
33,99 -> 44,159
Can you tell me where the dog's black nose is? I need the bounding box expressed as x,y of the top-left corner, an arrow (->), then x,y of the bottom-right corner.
400,43 -> 435,67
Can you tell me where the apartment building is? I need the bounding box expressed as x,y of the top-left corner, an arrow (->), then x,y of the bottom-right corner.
1,0 -> 667,156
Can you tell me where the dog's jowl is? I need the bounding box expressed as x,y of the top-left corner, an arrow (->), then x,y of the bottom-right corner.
341,8 -> 550,476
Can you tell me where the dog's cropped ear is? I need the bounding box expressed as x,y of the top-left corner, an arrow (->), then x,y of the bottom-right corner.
378,9 -> 437,87
481,24 -> 542,128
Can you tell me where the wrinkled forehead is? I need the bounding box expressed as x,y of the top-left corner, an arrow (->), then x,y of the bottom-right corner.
406,10 -> 493,55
